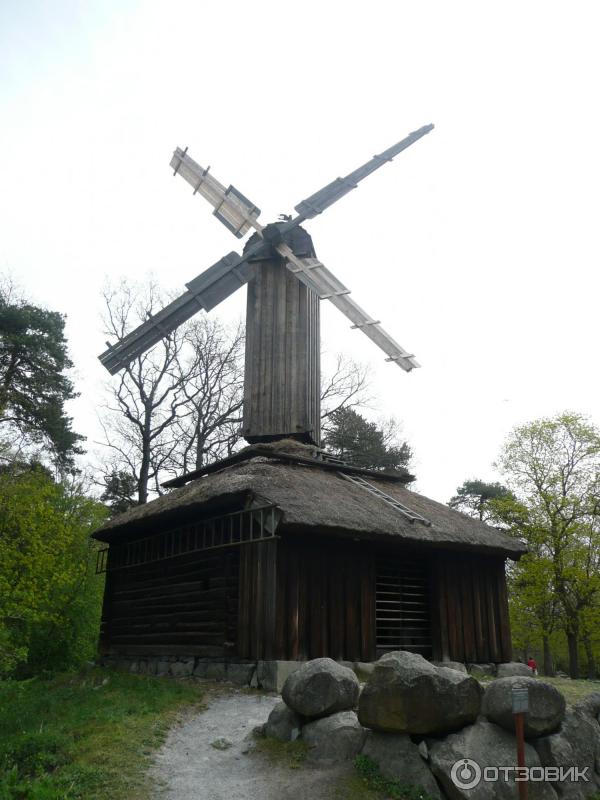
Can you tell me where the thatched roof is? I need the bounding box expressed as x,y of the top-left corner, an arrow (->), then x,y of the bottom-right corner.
93,442 -> 526,560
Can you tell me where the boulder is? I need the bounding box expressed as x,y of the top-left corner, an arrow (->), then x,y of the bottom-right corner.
361,731 -> 442,798
432,661 -> 468,674
265,701 -> 303,743
301,711 -> 366,763
358,651 -> 483,735
496,662 -> 533,678
282,658 -> 359,719
257,660 -> 302,692
429,718 -> 558,799
469,663 -> 497,678
482,677 -> 565,738
534,707 -> 600,798
169,658 -> 195,678
227,663 -> 255,686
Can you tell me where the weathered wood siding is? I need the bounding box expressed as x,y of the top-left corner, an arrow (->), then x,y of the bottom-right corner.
99,547 -> 239,657
243,259 -> 320,445
271,536 -> 376,662
430,552 -> 512,663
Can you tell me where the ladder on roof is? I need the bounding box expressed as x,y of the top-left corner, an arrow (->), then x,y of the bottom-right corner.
339,472 -> 431,527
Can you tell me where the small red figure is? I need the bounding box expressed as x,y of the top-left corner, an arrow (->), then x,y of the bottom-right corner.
527,656 -> 538,676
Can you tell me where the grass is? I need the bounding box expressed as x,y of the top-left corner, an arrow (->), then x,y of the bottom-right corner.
539,676 -> 600,705
253,735 -> 310,769
0,666 -> 204,800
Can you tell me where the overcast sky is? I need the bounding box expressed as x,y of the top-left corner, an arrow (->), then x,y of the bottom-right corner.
1,0 -> 599,502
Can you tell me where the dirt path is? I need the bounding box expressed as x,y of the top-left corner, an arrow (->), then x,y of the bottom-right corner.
150,685 -> 353,800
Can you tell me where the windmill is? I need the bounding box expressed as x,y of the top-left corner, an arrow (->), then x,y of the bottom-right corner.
99,125 -> 434,446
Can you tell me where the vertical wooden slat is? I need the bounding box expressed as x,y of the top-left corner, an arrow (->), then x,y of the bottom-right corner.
297,544 -> 308,659
496,560 -> 512,662
485,562 -> 501,662
263,540 -> 278,660
329,555 -> 344,661
275,538 -> 287,659
472,565 -> 487,662
360,551 -> 376,661
345,552 -> 361,661
460,562 -> 477,664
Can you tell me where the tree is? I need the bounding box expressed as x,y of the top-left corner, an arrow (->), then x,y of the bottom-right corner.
448,479 -> 514,521
99,281 -> 195,504
100,470 -> 138,516
0,464 -> 107,676
163,317 -> 244,476
497,411 -> 600,678
320,354 -> 371,434
322,407 -> 412,471
0,284 -> 84,469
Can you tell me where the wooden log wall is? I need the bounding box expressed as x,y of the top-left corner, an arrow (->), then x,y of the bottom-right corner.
99,546 -> 239,657
430,552 -> 512,664
272,536 -> 376,662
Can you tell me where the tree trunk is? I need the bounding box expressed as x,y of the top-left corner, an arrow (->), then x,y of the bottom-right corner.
138,434 -> 150,504
542,635 -> 554,677
583,634 -> 595,680
566,630 -> 579,679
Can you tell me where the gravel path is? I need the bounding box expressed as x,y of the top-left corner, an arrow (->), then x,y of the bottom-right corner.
150,685 -> 353,800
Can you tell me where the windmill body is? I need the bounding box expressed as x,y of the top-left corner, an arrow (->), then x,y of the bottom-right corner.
93,124 -> 527,677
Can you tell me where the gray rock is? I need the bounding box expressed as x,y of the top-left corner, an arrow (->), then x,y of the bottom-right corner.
302,711 -> 366,763
282,658 -> 359,719
433,661 -> 468,674
354,662 -> 375,679
257,660 -> 302,692
534,707 -> 600,798
469,663 -> 498,677
361,731 -> 441,798
204,662 -> 226,681
572,693 -> 600,719
169,658 -> 195,678
265,701 -> 303,743
496,662 -> 533,678
482,676 -> 565,738
210,737 -> 232,750
429,718 -> 558,799
358,651 -> 483,735
227,663 -> 255,686
155,659 -> 170,677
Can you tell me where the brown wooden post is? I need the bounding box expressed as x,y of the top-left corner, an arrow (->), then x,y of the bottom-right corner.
243,239 -> 320,445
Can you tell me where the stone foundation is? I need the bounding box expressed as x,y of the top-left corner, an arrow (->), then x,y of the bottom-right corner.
98,656 -> 517,692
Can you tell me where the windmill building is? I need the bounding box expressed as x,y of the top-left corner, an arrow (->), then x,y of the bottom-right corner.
93,129 -> 526,675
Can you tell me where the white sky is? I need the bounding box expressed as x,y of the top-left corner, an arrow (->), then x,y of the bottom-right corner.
1,0 -> 599,502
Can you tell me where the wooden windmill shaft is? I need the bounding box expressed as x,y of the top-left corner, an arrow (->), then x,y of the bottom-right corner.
243,228 -> 320,445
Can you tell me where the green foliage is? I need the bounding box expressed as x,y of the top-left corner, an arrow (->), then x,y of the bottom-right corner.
354,754 -> 437,800
0,467 -> 108,677
0,290 -> 84,469
323,408 -> 412,472
0,668 -> 203,799
100,470 -> 138,516
448,479 -> 514,521
497,411 -> 600,677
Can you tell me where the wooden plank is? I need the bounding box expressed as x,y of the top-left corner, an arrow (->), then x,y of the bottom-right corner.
471,565 -> 487,662
459,561 -> 477,664
328,552 -> 344,661
287,542 -> 300,660
274,538 -> 287,659
496,560 -> 512,662
484,562 -> 501,662
309,551 -> 323,657
262,540 -> 278,660
345,552 -> 360,661
360,551 -> 376,661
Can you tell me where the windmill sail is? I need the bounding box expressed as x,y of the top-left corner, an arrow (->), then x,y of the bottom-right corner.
170,149 -> 261,238
99,252 -> 254,374
294,124 -> 433,220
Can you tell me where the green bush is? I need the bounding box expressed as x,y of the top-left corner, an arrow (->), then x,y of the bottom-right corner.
0,468 -> 107,677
